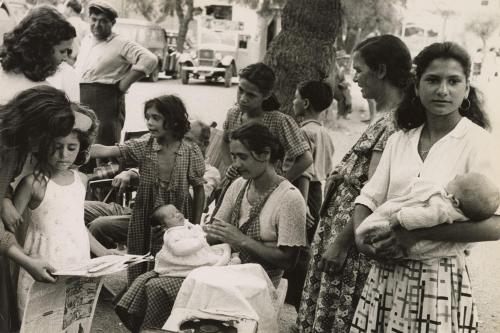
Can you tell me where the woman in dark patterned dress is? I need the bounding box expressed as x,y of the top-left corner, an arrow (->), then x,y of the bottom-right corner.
297,35 -> 412,332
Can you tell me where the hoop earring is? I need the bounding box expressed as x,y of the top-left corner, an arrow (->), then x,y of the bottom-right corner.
460,98 -> 471,111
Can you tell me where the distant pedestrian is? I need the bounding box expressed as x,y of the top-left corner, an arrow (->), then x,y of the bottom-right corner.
75,0 -> 157,146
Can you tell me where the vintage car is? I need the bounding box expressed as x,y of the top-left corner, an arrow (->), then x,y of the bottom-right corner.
179,17 -> 240,87
114,18 -> 179,81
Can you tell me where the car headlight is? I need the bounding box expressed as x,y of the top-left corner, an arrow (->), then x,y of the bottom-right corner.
215,52 -> 222,60
190,51 -> 197,59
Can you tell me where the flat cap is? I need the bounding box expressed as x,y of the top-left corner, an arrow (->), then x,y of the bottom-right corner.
88,0 -> 118,20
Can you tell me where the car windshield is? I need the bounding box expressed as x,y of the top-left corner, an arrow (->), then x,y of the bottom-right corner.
200,31 -> 237,46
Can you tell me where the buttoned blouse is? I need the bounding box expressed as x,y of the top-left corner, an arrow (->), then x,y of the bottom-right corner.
356,117 -> 500,216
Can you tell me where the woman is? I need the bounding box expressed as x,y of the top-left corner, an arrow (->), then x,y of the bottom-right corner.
297,35 -> 412,333
350,42 -> 497,332
222,62 -> 312,184
0,5 -> 76,104
115,122 -> 307,331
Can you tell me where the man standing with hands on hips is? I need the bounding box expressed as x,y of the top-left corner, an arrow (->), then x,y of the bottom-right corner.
75,1 -> 157,146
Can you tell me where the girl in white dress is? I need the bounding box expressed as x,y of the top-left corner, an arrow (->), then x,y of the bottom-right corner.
13,104 -> 116,319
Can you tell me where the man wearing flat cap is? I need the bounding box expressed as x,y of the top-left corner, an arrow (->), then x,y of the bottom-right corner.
75,0 -> 157,147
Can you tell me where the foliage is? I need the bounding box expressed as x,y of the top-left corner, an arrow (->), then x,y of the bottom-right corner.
230,0 -> 288,17
264,0 -> 341,116
465,14 -> 500,47
340,0 -> 404,52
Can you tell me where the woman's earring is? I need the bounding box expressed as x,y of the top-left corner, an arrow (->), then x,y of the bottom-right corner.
459,98 -> 471,111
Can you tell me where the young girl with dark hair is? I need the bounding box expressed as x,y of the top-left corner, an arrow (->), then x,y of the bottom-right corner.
0,86 -> 77,331
90,94 -> 205,284
13,104 -> 112,319
350,42 -> 498,332
298,35 -> 412,333
222,62 -> 312,184
115,122 -> 307,331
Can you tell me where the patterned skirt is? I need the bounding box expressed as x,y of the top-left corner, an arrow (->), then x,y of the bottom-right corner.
350,257 -> 478,333
116,271 -> 184,331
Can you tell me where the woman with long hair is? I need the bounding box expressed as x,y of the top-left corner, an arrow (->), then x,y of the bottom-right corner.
350,42 -> 497,332
297,35 -> 412,332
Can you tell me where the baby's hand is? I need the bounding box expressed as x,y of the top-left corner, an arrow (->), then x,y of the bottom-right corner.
388,214 -> 400,229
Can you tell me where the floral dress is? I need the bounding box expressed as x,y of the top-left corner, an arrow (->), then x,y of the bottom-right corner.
297,112 -> 397,333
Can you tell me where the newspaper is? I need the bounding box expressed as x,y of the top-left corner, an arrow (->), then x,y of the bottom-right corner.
20,254 -> 153,333
53,253 -> 153,277
21,276 -> 102,333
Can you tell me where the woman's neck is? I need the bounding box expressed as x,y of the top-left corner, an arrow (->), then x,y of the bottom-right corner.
374,83 -> 404,113
423,111 -> 462,140
252,168 -> 280,192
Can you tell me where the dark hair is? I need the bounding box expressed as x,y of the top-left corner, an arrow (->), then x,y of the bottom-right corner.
297,80 -> 334,112
239,62 -> 280,111
230,122 -> 284,163
71,103 -> 98,165
0,6 -> 76,81
396,42 -> 490,130
0,86 -> 74,152
354,34 -> 412,89
144,95 -> 190,140
66,0 -> 83,14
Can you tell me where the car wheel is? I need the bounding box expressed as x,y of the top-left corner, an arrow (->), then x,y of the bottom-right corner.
181,69 -> 189,85
148,65 -> 160,82
224,64 -> 234,88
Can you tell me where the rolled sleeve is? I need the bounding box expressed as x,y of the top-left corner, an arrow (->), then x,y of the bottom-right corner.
121,41 -> 158,75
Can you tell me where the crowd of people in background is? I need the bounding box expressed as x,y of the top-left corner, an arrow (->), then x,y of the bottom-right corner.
1,1 -> 500,333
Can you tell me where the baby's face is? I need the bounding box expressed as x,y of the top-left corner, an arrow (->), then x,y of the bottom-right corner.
160,206 -> 185,228
445,174 -> 468,197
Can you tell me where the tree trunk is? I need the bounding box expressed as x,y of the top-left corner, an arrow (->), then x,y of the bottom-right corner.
264,0 -> 342,116
175,0 -> 194,54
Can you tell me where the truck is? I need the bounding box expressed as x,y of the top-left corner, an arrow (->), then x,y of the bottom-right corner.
177,1 -> 282,87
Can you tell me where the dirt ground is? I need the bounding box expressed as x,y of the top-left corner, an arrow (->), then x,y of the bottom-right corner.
90,77 -> 500,332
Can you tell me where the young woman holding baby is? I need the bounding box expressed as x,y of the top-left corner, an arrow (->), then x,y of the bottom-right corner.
350,42 -> 500,332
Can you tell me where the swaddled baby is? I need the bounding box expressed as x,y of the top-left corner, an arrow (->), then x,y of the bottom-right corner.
153,205 -> 240,277
356,172 -> 500,259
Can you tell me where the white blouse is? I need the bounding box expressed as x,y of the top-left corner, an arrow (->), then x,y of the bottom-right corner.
356,117 -> 500,217
355,117 -> 500,260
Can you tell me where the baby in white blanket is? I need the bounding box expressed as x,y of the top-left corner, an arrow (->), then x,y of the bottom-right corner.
356,173 -> 500,259
153,205 -> 240,277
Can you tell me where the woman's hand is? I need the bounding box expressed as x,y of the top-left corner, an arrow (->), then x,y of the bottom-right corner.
25,255 -> 57,283
1,198 -> 23,233
225,165 -> 240,181
204,221 -> 247,247
319,240 -> 349,275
